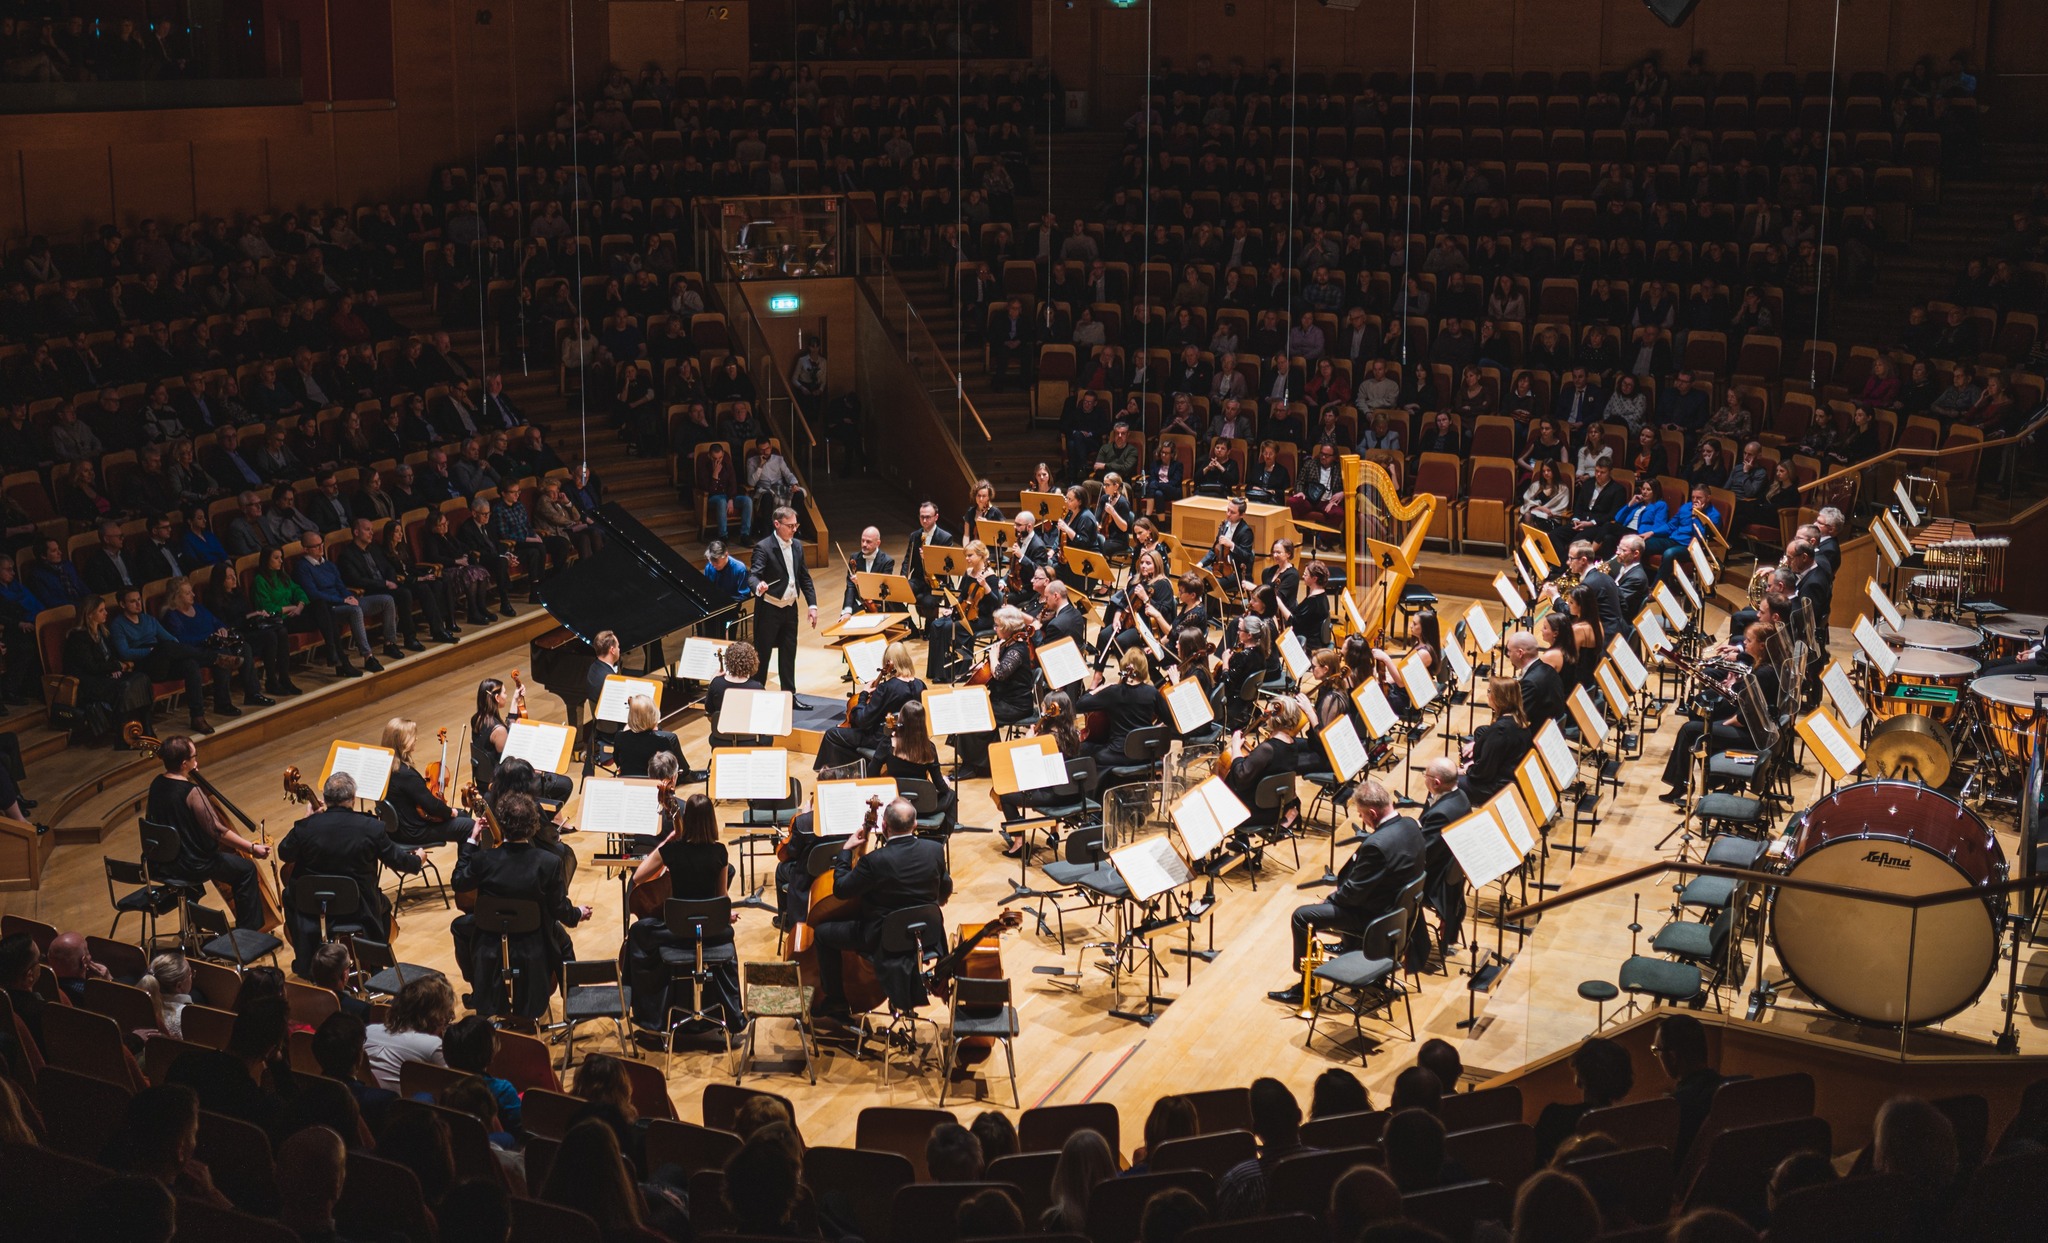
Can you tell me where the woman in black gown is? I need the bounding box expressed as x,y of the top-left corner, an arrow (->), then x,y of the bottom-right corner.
814,640 -> 923,772
878,701 -> 956,833
626,785 -> 741,1031
1459,677 -> 1532,803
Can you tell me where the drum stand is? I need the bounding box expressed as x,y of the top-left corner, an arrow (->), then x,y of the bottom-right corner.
1744,885 -> 1787,1022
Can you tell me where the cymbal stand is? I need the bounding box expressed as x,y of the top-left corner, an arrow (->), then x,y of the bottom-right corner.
1611,893 -> 1647,1025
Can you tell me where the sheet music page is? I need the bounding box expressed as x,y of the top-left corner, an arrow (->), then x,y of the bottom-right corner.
328,744 -> 394,802
1442,807 -> 1522,890
579,778 -> 661,837
1164,678 -> 1215,732
751,689 -> 793,735
835,613 -> 896,636
1805,710 -> 1864,777
1513,551 -> 1539,601
1866,578 -> 1904,630
1171,777 -> 1247,858
1523,534 -> 1550,574
1609,636 -> 1648,691
1675,563 -> 1703,608
1011,745 -> 1070,792
711,749 -> 789,800
1637,610 -> 1672,654
1493,572 -> 1529,618
843,636 -> 887,686
1036,636 -> 1089,689
1400,652 -> 1438,707
1894,479 -> 1922,527
1319,715 -> 1369,782
1278,628 -> 1311,679
1689,537 -> 1717,586
1571,684 -> 1611,745
502,721 -> 573,773
1114,836 -> 1193,902
1873,522 -> 1905,567
1820,661 -> 1868,731
1465,602 -> 1500,651
1518,753 -> 1558,822
1354,680 -> 1399,738
1654,582 -> 1689,630
595,675 -> 663,724
1490,787 -> 1537,854
1853,615 -> 1899,677
1342,588 -> 1369,635
1596,661 -> 1631,715
1536,719 -> 1578,787
925,686 -> 995,737
816,779 -> 899,836
676,636 -> 731,680
1442,638 -> 1473,686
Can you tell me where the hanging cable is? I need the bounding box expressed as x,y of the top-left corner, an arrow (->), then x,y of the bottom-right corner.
1284,0 -> 1298,362
468,13 -> 490,412
566,2 -> 589,471
1400,0 -> 1418,371
955,0 -> 965,428
1810,0 -> 1843,386
1141,0 -> 1154,393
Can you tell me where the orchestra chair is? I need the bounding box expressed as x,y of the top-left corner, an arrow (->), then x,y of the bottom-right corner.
728,777 -> 803,894
376,801 -> 451,911
1099,724 -> 1171,790
858,903 -> 946,1086
1250,772 -> 1305,870
351,935 -> 443,1001
735,959 -> 817,1084
137,817 -> 204,946
937,975 -> 1020,1108
1032,817 -> 1127,952
659,896 -> 739,1058
467,896 -> 543,1018
1004,754 -> 1100,886
288,873 -> 362,946
102,854 -> 183,950
561,954 -> 636,1070
1305,906 -> 1416,1060
183,899 -> 283,972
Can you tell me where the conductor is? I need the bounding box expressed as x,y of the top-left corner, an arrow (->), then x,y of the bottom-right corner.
1268,779 -> 1424,1007
748,505 -> 818,705
810,796 -> 952,1023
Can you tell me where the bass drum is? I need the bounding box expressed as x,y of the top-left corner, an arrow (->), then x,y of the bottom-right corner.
1772,781 -> 2005,1027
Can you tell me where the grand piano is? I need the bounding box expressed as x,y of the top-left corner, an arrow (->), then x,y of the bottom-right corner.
526,502 -> 744,722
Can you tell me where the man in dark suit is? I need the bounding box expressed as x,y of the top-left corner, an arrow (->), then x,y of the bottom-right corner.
301,472 -> 353,537
583,628 -> 621,715
77,520 -> 139,596
1269,779 -> 1424,1005
746,504 -> 818,703
1200,497 -> 1257,585
1417,758 -> 1474,945
275,771 -> 423,974
1009,511 -> 1058,572
1567,539 -> 1630,641
903,501 -> 958,625
333,518 -> 425,653
1812,507 -> 1844,576
1510,631 -> 1566,729
810,797 -> 951,1021
1571,462 -> 1628,553
839,526 -> 897,617
480,374 -> 524,431
204,423 -> 268,494
987,297 -> 1036,391
449,792 -> 590,1019
1614,535 -> 1652,627
1031,581 -> 1089,698
1788,538 -> 1832,655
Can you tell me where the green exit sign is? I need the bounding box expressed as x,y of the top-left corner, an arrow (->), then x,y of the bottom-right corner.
766,293 -> 801,314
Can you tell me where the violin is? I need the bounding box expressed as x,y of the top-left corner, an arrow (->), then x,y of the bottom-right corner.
424,727 -> 449,801
509,669 -> 527,721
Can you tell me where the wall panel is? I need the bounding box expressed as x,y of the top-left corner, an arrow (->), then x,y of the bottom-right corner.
331,111 -> 404,213
20,148 -> 111,239
0,150 -> 23,243
109,142 -> 196,229
191,139 -> 273,219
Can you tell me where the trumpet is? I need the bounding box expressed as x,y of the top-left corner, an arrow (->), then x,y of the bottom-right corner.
1297,927 -> 1327,1019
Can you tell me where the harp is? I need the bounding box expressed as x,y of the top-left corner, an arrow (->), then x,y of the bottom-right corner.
1340,454 -> 1437,645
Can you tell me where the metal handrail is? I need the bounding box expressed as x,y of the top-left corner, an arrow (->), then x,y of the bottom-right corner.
1500,859 -> 2048,923
1796,406 -> 2048,498
854,217 -> 994,444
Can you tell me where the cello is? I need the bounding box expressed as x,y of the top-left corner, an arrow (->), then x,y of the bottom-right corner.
785,795 -> 888,1015
929,908 -> 1022,1069
125,724 -> 287,935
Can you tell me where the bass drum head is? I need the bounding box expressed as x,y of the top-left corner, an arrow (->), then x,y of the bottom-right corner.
1774,785 -> 2000,1026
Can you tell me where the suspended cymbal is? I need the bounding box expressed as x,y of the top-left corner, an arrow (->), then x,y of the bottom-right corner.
1863,714 -> 1954,788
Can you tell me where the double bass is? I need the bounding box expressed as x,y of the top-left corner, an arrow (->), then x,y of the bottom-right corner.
451,780 -> 500,913
785,795 -> 887,1014
125,724 -> 286,935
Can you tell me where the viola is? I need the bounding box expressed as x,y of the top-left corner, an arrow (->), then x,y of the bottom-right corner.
423,727 -> 449,801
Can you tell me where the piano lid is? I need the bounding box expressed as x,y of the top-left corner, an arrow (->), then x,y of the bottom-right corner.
534,502 -> 738,652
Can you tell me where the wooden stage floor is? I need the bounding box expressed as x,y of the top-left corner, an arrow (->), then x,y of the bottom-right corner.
6,552 -> 2042,1151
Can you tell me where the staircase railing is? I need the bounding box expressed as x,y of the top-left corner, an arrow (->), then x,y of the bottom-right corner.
849,216 -> 994,450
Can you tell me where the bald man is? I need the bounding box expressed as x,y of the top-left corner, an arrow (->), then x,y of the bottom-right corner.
1508,631 -> 1565,729
840,525 -> 896,616
1418,758 -> 1473,942
46,930 -> 110,1003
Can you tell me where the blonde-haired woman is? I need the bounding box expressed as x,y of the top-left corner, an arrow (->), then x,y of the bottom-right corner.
611,693 -> 686,779
1459,676 -> 1530,804
955,605 -> 1039,776
927,538 -> 1001,682
814,639 -> 925,773
382,716 -> 473,844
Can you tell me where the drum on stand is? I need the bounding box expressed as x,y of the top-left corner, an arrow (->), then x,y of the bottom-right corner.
1968,673 -> 2048,767
1868,649 -> 1979,728
1980,613 -> 2048,665
1771,781 -> 2005,1027
1877,619 -> 1983,657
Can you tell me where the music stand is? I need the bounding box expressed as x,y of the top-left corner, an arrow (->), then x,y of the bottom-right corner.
1062,546 -> 1116,591
1365,537 -> 1416,643
919,544 -> 968,583
1519,523 -> 1561,575
973,519 -> 1013,554
855,572 -> 917,615
1020,490 -> 1064,524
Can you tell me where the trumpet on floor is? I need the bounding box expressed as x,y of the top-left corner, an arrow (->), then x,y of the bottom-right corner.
1297,928 -> 1327,1018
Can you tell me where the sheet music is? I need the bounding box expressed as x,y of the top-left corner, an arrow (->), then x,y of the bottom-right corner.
595,675 -> 663,724
1865,578 -> 1904,630
816,779 -> 898,836
843,636 -> 887,686
1820,661 -> 1868,731
579,778 -> 661,837
1853,615 -> 1899,677
1493,572 -> 1529,619
1400,652 -> 1438,707
1011,745 -> 1070,792
1278,628 -> 1311,679
1113,836 -> 1194,902
1319,715 -> 1369,782
1513,551 -> 1539,601
1465,602 -> 1500,651
1036,636 -> 1089,689
1522,534 -> 1551,574
1637,610 -> 1672,654
502,721 -> 573,773
1171,776 -> 1248,858
1654,582 -> 1688,631
1570,684 -> 1611,745
675,636 -> 731,680
1442,807 -> 1522,890
1442,638 -> 1472,686
1164,677 -> 1215,732
1689,537 -> 1716,587
327,744 -> 394,802
1536,719 -> 1578,787
1490,788 -> 1536,855
1609,636 -> 1648,691
831,613 -> 897,636
1675,564 -> 1703,609
1596,661 -> 1631,715
1894,479 -> 1922,527
1518,753 -> 1558,822
1353,680 -> 1399,738
924,686 -> 995,737
710,749 -> 789,800
1804,710 -> 1864,778
1342,587 -> 1369,636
